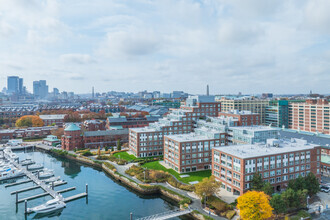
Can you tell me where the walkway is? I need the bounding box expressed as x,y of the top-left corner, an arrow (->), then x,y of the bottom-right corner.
103,160 -> 226,220
136,208 -> 193,220
9,157 -> 63,201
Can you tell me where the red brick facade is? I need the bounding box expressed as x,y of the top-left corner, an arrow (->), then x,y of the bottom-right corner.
218,111 -> 260,126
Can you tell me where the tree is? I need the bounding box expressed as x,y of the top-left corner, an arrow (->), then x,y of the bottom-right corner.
194,176 -> 221,198
270,194 -> 286,215
251,172 -> 264,191
304,172 -> 319,196
16,115 -> 44,127
261,182 -> 274,197
117,139 -> 121,150
288,175 -> 305,191
64,112 -> 81,122
237,191 -> 273,220
51,128 -> 64,138
281,188 -> 298,209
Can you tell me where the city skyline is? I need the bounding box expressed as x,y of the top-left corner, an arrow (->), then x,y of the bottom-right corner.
1,0 -> 330,94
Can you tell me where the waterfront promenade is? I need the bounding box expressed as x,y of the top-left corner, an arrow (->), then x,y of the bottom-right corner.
33,143 -> 226,220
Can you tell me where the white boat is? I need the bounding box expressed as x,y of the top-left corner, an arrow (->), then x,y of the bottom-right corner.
27,198 -> 66,214
0,165 -> 15,173
20,159 -> 35,166
0,168 -> 24,181
27,164 -> 44,170
50,180 -> 65,186
9,153 -> 19,160
42,176 -> 60,184
38,169 -> 54,179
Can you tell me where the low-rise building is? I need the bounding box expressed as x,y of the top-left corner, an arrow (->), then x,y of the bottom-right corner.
229,126 -> 279,144
83,120 -> 106,131
218,110 -> 260,126
39,114 -> 66,126
212,138 -> 322,195
106,114 -> 160,129
129,95 -> 221,157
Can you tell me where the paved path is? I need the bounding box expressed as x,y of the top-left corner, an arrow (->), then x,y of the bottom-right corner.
103,160 -> 226,220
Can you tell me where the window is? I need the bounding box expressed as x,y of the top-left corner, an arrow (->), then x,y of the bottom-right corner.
270,171 -> 275,177
276,170 -> 281,175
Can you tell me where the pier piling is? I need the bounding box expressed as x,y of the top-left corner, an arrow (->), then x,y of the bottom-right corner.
130,212 -> 133,220
16,191 -> 18,204
24,200 -> 27,214
86,184 -> 88,195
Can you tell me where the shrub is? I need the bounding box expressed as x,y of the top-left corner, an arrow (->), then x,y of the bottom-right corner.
82,151 -> 93,156
104,162 -> 115,170
167,176 -> 195,191
225,210 -> 236,220
96,155 -> 110,160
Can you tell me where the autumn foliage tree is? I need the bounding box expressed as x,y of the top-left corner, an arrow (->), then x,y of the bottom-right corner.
16,115 -> 44,127
237,191 -> 273,220
194,176 -> 221,198
64,112 -> 81,122
51,128 -> 64,138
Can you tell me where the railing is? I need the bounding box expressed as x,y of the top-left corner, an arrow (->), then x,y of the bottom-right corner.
136,208 -> 193,220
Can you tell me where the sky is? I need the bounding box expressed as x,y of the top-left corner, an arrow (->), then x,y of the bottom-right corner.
0,0 -> 330,95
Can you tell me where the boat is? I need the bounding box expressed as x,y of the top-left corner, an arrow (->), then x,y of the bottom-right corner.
38,169 -> 54,179
50,180 -> 65,186
27,198 -> 66,214
0,166 -> 15,173
0,168 -> 24,181
42,176 -> 60,184
9,153 -> 19,160
20,159 -> 35,166
27,163 -> 44,171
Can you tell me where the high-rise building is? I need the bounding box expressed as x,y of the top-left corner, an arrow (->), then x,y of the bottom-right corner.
18,78 -> 23,94
207,85 -> 209,96
217,98 -> 270,123
7,76 -> 20,94
33,80 -> 48,99
265,100 -> 290,128
289,99 -> 330,135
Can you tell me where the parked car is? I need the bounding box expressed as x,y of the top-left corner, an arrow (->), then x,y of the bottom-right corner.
320,185 -> 330,193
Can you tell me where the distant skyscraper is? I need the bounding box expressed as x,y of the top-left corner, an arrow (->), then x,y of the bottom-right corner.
206,85 -> 209,96
18,78 -> 23,94
7,76 -> 19,94
33,80 -> 48,99
92,86 -> 94,98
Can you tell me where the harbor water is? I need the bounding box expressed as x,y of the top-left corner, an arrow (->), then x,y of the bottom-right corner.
0,150 -> 182,219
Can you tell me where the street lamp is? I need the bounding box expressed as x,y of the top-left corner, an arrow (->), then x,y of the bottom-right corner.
143,170 -> 146,182
307,195 -> 310,208
203,193 -> 206,208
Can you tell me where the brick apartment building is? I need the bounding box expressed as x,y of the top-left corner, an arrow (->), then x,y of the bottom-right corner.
321,146 -> 330,177
106,115 -> 160,129
218,110 -> 260,126
61,123 -> 128,151
39,114 -> 66,126
212,138 -> 321,195
164,133 -> 228,173
289,99 -> 330,135
0,126 -> 56,142
83,120 -> 106,131
129,96 -> 221,157
217,98 -> 270,123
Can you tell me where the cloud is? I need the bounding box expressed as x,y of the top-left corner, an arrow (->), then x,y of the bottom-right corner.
60,53 -> 95,64
0,0 -> 329,94
97,28 -> 161,59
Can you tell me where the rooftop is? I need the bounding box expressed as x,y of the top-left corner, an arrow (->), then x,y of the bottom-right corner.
279,130 -> 330,147
64,123 -> 81,131
165,133 -> 212,142
214,138 -> 319,159
230,126 -> 279,132
39,114 -> 66,120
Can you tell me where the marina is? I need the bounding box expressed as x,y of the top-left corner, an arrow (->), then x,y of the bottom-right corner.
0,149 -> 181,219
0,147 -> 87,216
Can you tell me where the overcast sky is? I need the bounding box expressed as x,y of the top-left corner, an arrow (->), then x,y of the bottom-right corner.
0,0 -> 330,95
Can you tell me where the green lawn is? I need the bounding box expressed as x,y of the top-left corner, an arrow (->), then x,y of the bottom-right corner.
142,161 -> 211,184
112,152 -> 137,161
